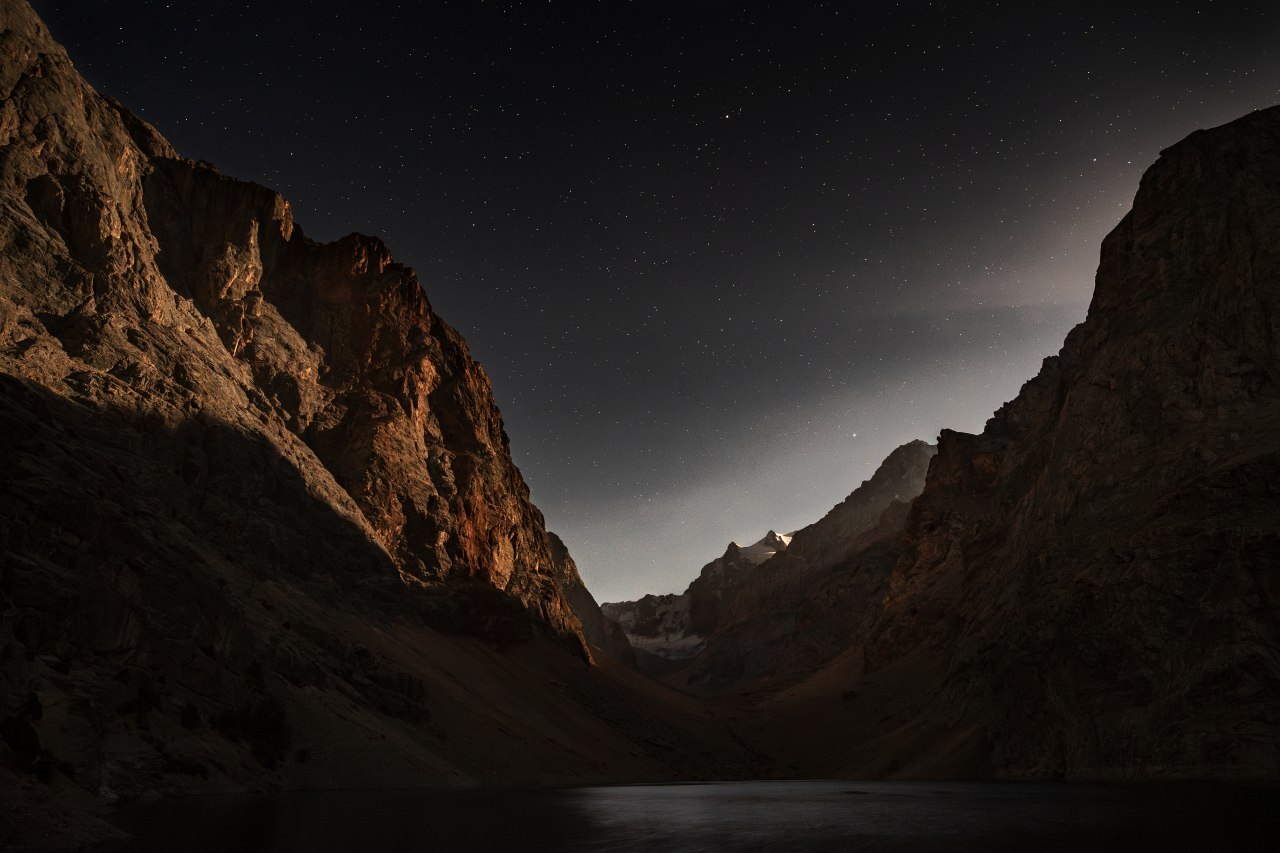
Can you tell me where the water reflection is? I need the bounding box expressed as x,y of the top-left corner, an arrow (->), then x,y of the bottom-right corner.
108,780 -> 1279,852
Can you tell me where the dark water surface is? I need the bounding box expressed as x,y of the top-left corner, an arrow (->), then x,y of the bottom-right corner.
107,780 -> 1279,852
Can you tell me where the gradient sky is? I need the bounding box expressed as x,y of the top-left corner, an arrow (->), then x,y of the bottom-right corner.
33,0 -> 1280,602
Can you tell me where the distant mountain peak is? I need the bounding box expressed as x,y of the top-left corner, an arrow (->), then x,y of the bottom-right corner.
758,530 -> 790,548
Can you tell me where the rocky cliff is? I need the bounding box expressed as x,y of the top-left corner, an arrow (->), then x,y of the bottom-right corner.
682,441 -> 936,691
600,442 -> 937,689
752,106 -> 1280,781
0,3 -> 756,842
548,533 -> 635,666
601,530 -> 790,665
874,106 -> 1280,777
0,1 -> 588,643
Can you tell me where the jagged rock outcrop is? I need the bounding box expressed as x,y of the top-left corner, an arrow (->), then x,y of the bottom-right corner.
682,441 -> 936,691
548,533 -> 636,666
0,2 -> 753,834
789,106 -> 1280,780
602,530 -> 789,665
778,441 -> 936,572
0,2 -> 585,644
686,530 -> 792,638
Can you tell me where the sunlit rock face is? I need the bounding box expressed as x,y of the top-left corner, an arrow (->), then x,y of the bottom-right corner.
862,107 -> 1280,779
0,0 -> 620,800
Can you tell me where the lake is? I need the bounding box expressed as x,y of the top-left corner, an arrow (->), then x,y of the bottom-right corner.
106,780 -> 1279,852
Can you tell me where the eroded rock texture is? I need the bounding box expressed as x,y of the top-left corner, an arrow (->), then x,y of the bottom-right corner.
862,107 -> 1280,778
0,0 -> 699,813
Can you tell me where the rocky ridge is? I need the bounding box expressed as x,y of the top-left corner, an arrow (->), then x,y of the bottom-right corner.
601,530 -> 789,664
0,2 -> 730,839
864,106 -> 1280,777
548,533 -> 636,666
750,105 -> 1280,781
600,441 -> 934,691
0,3 -> 587,646
683,440 -> 936,691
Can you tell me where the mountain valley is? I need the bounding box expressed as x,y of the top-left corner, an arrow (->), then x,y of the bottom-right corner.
2,1 -> 1279,848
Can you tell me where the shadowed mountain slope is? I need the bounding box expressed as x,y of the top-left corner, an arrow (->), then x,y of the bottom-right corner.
682,440 -> 936,692
746,105 -> 1280,781
0,5 -> 744,847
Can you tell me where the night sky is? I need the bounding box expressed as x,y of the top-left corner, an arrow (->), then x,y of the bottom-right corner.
33,1 -> 1280,602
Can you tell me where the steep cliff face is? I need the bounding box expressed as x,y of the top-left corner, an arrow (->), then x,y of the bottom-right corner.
548,533 -> 636,666
852,107 -> 1280,779
0,3 -> 585,643
682,441 -> 935,691
0,0 -> 719,817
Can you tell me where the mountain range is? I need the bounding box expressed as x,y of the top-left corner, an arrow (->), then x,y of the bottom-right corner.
601,529 -> 791,666
2,1 -> 1277,847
